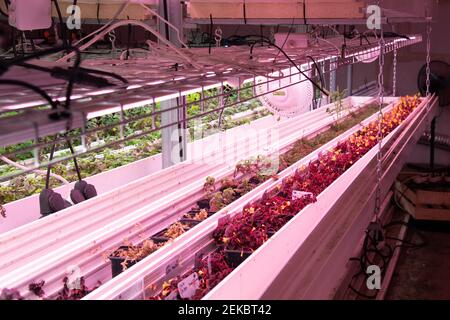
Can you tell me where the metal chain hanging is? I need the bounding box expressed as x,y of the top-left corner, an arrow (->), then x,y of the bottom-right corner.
374,0 -> 385,223
426,16 -> 432,96
392,48 -> 397,96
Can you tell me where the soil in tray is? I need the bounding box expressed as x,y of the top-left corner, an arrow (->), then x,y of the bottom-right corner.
197,198 -> 210,210
248,176 -> 262,185
179,218 -> 203,225
182,209 -> 213,220
109,246 -> 140,277
150,221 -> 199,243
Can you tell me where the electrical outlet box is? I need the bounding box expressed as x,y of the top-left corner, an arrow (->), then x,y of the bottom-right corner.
274,33 -> 309,49
8,0 -> 52,31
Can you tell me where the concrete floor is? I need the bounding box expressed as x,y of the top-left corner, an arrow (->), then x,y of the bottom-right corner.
386,220 -> 450,300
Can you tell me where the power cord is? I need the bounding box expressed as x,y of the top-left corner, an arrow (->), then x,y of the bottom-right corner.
249,39 -> 329,97
0,79 -> 59,111
306,55 -> 325,109
52,0 -> 68,48
208,14 -> 213,54
0,45 -> 81,120
348,206 -> 428,299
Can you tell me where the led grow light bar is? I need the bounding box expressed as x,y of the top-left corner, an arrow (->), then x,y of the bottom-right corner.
0,35 -> 421,147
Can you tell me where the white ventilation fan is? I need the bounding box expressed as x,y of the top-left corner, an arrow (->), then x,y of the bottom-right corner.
255,68 -> 314,118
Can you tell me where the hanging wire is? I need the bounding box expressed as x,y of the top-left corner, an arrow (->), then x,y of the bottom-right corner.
425,16 -> 432,96
392,48 -> 397,96
374,0 -> 385,223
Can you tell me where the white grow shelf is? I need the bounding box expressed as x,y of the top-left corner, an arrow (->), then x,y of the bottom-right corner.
81,96 -> 438,300
0,97 -> 375,298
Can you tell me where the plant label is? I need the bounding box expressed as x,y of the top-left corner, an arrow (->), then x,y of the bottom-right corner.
292,190 -> 313,200
165,257 -> 180,277
177,272 -> 200,299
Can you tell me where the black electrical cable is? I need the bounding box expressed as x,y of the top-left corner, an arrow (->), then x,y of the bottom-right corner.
201,32 -> 210,44
1,45 -> 81,110
249,39 -> 329,96
71,0 -> 78,14
16,61 -> 127,87
44,133 -> 82,190
45,142 -> 57,189
380,31 -> 410,40
226,34 -> 271,42
0,45 -> 79,73
386,235 -> 427,249
1,45 -> 82,122
69,66 -> 129,84
347,208 -> 430,300
360,34 -> 371,46
30,36 -> 37,53
162,0 -> 170,41
126,17 -> 131,60
208,14 -> 213,54
302,0 -> 307,25
273,17 -> 295,63
306,55 -> 325,90
217,88 -> 233,129
347,230 -> 391,299
96,2 -> 100,24
68,0 -> 78,45
63,47 -> 81,111
224,34 -> 271,46
306,55 -> 325,109
52,0 -> 68,48
64,133 -> 82,181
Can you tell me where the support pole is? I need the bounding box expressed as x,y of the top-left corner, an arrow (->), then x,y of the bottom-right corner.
430,117 -> 436,171
159,0 -> 186,168
329,58 -> 337,98
161,99 -> 182,168
346,64 -> 353,96
33,145 -> 39,167
179,94 -> 187,162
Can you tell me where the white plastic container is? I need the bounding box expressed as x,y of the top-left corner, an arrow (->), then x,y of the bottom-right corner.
8,0 -> 52,31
